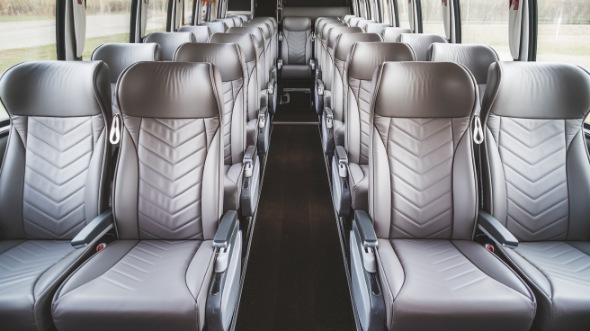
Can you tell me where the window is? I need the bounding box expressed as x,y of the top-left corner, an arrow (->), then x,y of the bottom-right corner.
397,0 -> 411,29
421,0 -> 446,35
381,0 -> 392,25
0,1 -> 57,122
536,0 -> 590,71
200,0 -> 219,22
460,0 -> 511,60
184,0 -> 195,25
146,0 -> 169,33
83,0 -> 133,59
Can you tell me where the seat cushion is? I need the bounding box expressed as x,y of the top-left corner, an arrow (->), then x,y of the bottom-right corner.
348,163 -> 368,211
377,239 -> 536,331
503,242 -> 590,331
224,164 -> 243,212
52,240 -> 215,331
0,240 -> 89,331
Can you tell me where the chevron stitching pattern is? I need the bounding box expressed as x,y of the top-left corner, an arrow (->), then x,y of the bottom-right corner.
97,241 -> 201,292
0,241 -> 73,293
23,116 -> 96,239
386,118 -> 455,239
515,242 -> 590,290
495,117 -> 569,241
286,31 -> 308,64
138,119 -> 208,240
349,78 -> 374,164
392,240 -> 497,293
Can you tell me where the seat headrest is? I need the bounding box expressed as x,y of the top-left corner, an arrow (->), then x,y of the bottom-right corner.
334,33 -> 382,61
429,43 -> 498,84
0,61 -> 110,118
349,42 -> 416,80
382,27 -> 412,42
178,25 -> 212,43
175,43 -> 245,82
320,21 -> 346,41
92,43 -> 160,83
282,17 -> 311,31
483,62 -> 590,119
228,27 -> 264,49
210,33 -> 258,63
251,17 -> 275,28
117,62 -> 223,119
143,32 -> 196,60
202,21 -> 226,34
399,33 -> 448,61
327,26 -> 363,49
349,17 -> 362,27
365,23 -> 389,35
218,18 -> 235,28
244,21 -> 271,40
374,62 -> 477,118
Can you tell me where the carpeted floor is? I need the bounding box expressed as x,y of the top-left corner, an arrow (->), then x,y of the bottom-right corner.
235,124 -> 356,331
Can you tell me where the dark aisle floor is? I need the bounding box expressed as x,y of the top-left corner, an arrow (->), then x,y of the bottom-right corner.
235,124 -> 356,331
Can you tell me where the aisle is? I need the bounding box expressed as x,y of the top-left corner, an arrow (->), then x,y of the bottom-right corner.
235,124 -> 355,331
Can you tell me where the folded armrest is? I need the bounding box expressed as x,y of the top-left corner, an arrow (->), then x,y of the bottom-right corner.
257,107 -> 270,154
334,145 -> 348,177
213,210 -> 239,249
241,146 -> 261,217
478,211 -> 518,248
353,210 -> 378,248
71,210 -> 113,248
321,107 -> 335,155
314,78 -> 325,115
331,146 -> 351,217
242,145 -> 257,178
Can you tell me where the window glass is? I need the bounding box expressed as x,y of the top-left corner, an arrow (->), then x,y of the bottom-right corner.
460,0 -> 511,60
537,0 -> 590,71
382,0 -> 392,25
0,1 -> 57,122
147,0 -> 169,33
397,0 -> 411,29
200,0 -> 218,22
184,0 -> 195,25
421,0 -> 445,35
83,0 -> 132,59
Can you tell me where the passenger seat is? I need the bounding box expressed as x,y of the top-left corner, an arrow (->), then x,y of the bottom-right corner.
398,33 -> 448,60
91,43 -> 160,113
279,17 -> 313,79
143,31 -> 195,60
178,25 -> 212,42
382,27 -> 412,42
52,62 -> 242,331
480,62 -> 590,331
0,61 -> 113,331
202,21 -> 227,34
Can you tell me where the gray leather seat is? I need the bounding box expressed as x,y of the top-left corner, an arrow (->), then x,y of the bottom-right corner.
364,22 -> 390,35
349,62 -> 536,331
357,19 -> 374,31
430,43 -> 499,108
382,27 -> 412,42
251,17 -> 277,67
280,17 -> 312,79
143,31 -> 195,60
321,32 -> 381,156
313,17 -> 340,63
243,20 -> 277,113
175,43 -> 260,217
91,43 -> 160,113
0,61 -> 112,331
342,14 -> 356,24
398,33 -> 448,61
209,32 -> 270,155
178,25 -> 212,42
348,17 -> 362,27
202,21 -> 227,34
480,62 -> 590,331
236,14 -> 250,23
52,62 -> 242,331
219,18 -> 235,29
331,42 -> 415,216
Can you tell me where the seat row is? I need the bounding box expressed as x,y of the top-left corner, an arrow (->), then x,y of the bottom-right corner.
320,13 -> 590,331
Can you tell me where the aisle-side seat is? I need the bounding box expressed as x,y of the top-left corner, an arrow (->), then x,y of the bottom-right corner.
52,62 -> 242,331
314,17 -> 340,63
244,19 -> 277,114
210,32 -> 270,156
92,43 -> 160,114
398,33 -> 448,61
430,43 -> 499,109
321,32 -> 382,157
202,21 -> 227,34
219,18 -> 235,29
382,27 -> 412,42
236,14 -> 250,23
481,62 -> 590,331
364,22 -> 389,35
357,20 -> 375,31
342,15 -> 356,24
178,25 -> 212,42
175,43 -> 260,217
348,17 -> 362,27
349,61 -> 537,331
0,61 -> 112,331
331,42 -> 415,217
143,31 -> 195,60
279,17 -> 313,79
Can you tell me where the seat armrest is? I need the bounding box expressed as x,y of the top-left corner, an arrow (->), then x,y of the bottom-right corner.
314,78 -> 325,115
71,210 -> 113,248
334,145 -> 348,177
241,146 -> 261,217
243,145 -> 258,177
317,79 -> 324,96
214,210 -> 239,249
324,107 -> 333,129
353,210 -> 378,248
321,107 -> 335,155
478,211 -> 518,248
